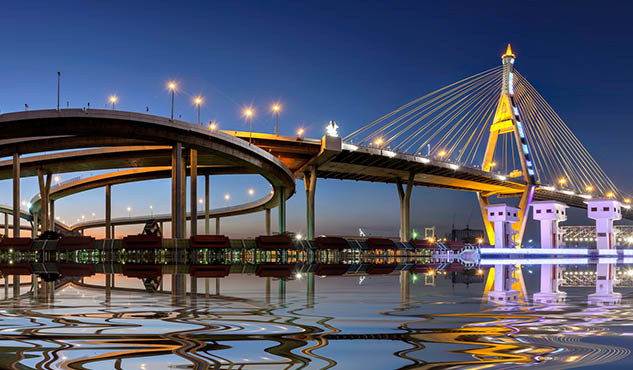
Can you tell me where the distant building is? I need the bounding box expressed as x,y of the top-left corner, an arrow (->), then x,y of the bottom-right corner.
451,226 -> 484,242
562,225 -> 633,247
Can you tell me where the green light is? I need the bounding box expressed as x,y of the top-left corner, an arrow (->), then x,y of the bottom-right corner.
411,230 -> 419,240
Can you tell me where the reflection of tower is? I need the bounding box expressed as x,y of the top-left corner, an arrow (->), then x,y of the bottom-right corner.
586,199 -> 622,305
485,204 -> 519,303
532,201 -> 568,304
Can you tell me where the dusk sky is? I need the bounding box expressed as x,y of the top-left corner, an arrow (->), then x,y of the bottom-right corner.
1,1 -> 632,239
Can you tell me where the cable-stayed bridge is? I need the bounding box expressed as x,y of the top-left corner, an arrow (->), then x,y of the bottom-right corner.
231,44 -> 632,245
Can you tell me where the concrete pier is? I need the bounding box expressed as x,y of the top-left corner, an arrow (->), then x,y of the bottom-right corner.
485,204 -> 519,303
532,200 -> 568,304
396,172 -> 415,242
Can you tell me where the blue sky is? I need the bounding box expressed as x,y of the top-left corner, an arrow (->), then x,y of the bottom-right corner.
1,1 -> 632,238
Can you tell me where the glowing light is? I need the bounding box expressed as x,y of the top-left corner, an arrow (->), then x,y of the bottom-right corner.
374,138 -> 383,146
243,108 -> 253,117
168,82 -> 176,91
625,198 -> 631,204
21,200 -> 26,206
438,150 -> 446,157
496,175 -> 507,181
109,95 -> 118,103
606,191 -> 615,198
272,104 -> 280,112
295,234 -> 303,240
54,175 -> 60,183
248,188 -> 255,196
477,269 -> 483,275
476,238 -> 483,245
297,128 -> 304,136
490,162 -> 496,167
224,194 -> 230,201
194,96 -> 202,105
558,178 -> 566,185
126,206 -> 131,212
585,185 -> 594,192
449,164 -> 459,170
295,272 -> 303,279
199,198 -> 204,204
209,121 -> 217,130
502,43 -> 515,58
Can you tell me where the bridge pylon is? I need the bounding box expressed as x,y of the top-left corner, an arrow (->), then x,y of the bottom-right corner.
479,44 -> 536,248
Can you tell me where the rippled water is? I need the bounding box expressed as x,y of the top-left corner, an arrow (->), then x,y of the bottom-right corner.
1,265 -> 633,369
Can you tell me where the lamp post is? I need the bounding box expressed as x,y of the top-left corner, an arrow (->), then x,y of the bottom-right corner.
272,104 -> 280,135
224,193 -> 230,206
168,82 -> 176,120
244,108 -> 254,144
109,95 -> 117,110
194,96 -> 202,125
126,206 -> 131,218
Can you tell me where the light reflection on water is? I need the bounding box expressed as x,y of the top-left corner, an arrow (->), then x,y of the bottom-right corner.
0,265 -> 633,369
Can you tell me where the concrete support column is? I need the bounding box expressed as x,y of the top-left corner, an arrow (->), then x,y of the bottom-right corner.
306,272 -> 315,307
32,215 -> 38,238
278,187 -> 286,234
3,212 -> 8,237
190,149 -> 198,236
49,199 -> 55,232
37,170 -> 52,233
304,167 -> 317,240
484,204 -> 520,304
12,153 -> 20,237
215,217 -> 220,235
204,174 -> 210,235
532,201 -> 568,304
12,275 -> 20,298
265,208 -> 271,235
399,270 -> 410,304
171,143 -> 184,239
105,185 -> 112,239
396,172 -> 415,242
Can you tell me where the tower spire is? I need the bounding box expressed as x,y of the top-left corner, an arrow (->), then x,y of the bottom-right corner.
502,43 -> 515,58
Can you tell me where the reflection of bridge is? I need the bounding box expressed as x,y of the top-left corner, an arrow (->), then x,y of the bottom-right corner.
0,45 -> 629,250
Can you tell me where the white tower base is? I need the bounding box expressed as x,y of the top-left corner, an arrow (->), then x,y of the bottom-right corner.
533,291 -> 567,304
488,290 -> 519,304
588,292 -> 621,306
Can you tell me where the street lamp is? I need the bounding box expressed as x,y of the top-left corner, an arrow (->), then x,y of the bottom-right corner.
168,81 -> 176,120
109,95 -> 118,110
209,121 -> 217,130
54,175 -> 60,183
149,205 -> 153,217
297,127 -> 304,137
126,206 -> 132,218
272,104 -> 281,135
194,96 -> 202,125
558,178 -> 566,187
224,193 -> 230,206
248,188 -> 255,196
244,108 -> 254,144
374,138 -> 383,147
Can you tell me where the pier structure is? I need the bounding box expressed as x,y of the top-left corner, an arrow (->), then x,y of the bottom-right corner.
586,199 -> 622,305
531,200 -> 568,304
484,203 -> 519,303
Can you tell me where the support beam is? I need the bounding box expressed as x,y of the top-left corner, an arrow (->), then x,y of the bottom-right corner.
204,174 -> 210,235
278,187 -> 286,234
105,185 -> 112,239
215,217 -> 220,235
396,172 -> 415,242
49,199 -> 55,232
189,149 -> 198,236
12,153 -> 20,237
265,208 -> 271,236
304,166 -> 317,240
3,213 -> 8,237
171,143 -> 184,239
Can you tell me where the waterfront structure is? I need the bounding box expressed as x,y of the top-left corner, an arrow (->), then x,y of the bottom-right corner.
485,203 -> 519,303
532,200 -> 568,304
